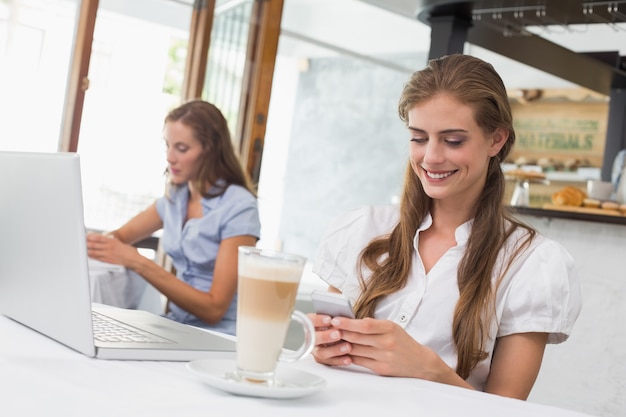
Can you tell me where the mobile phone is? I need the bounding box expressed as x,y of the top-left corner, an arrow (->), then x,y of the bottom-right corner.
310,290 -> 355,319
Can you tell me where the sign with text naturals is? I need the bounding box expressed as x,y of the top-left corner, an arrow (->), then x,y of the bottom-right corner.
510,100 -> 608,169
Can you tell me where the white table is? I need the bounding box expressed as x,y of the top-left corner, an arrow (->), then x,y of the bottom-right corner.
0,314 -> 595,417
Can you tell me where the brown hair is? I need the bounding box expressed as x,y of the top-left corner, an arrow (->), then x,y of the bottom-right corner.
164,100 -> 255,197
354,54 -> 535,379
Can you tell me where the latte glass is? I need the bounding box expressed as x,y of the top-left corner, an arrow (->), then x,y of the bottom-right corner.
231,246 -> 314,385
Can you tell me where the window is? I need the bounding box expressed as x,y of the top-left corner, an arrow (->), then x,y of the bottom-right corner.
0,0 -> 78,152
77,0 -> 192,231
258,0 -> 430,259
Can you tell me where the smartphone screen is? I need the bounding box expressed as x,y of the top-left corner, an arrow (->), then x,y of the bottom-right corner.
310,290 -> 355,318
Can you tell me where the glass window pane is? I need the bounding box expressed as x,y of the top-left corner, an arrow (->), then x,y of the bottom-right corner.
0,0 -> 78,152
259,0 -> 431,259
77,0 -> 192,231
203,0 -> 253,139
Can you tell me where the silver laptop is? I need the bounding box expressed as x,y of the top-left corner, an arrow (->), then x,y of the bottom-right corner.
0,151 -> 236,360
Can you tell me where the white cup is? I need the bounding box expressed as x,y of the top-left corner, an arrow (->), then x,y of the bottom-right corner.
231,246 -> 314,385
587,180 -> 614,200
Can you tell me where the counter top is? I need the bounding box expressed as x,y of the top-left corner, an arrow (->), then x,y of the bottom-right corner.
510,205 -> 626,226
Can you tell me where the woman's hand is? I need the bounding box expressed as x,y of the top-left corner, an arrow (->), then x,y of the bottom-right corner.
85,232 -> 140,268
308,313 -> 354,366
310,315 -> 468,387
330,317 -> 446,378
310,314 -> 544,397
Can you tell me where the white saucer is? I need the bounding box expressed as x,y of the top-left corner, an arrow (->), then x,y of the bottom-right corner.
187,359 -> 326,399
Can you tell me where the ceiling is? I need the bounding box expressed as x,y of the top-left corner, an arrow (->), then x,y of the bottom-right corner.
415,0 -> 626,26
358,0 -> 626,94
279,0 -> 626,93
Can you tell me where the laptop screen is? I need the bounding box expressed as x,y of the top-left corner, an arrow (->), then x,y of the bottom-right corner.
0,151 -> 96,356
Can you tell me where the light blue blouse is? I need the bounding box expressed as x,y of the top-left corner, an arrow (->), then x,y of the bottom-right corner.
155,182 -> 260,335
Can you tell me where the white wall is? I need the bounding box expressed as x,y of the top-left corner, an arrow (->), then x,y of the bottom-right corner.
522,215 -> 626,417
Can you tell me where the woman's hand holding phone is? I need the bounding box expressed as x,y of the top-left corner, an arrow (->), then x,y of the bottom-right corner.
309,290 -> 356,366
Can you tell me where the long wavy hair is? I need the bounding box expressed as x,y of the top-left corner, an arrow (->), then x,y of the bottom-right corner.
164,100 -> 255,198
354,54 -> 536,379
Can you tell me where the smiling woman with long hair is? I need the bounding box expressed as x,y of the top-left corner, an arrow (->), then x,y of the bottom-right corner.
309,54 -> 582,400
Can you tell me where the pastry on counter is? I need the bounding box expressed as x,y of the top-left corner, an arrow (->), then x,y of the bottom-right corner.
536,157 -> 563,171
536,157 -> 553,170
562,158 -> 591,172
563,158 -> 581,171
601,200 -> 620,210
504,168 -> 546,180
582,198 -> 601,208
513,156 -> 536,166
551,186 -> 586,207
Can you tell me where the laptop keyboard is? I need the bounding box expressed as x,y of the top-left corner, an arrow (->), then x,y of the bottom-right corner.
92,311 -> 171,344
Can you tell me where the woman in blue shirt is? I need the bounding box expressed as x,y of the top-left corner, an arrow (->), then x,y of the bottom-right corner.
86,100 -> 261,335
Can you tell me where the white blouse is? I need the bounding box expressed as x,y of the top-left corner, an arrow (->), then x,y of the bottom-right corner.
312,205 -> 582,391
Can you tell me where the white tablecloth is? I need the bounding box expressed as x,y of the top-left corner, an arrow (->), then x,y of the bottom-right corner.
88,258 -> 163,314
0,314 -> 595,417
